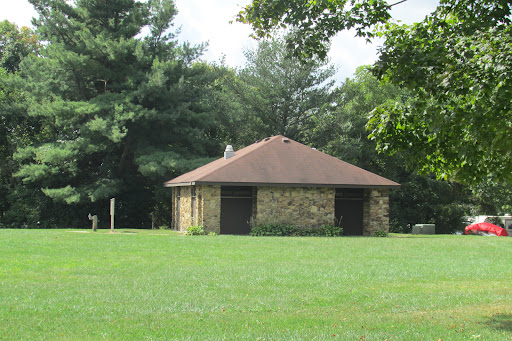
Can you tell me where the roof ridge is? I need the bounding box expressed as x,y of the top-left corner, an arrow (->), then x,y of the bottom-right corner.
194,135 -> 282,182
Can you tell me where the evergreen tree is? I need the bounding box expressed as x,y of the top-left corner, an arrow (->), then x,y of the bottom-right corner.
219,34 -> 335,147
14,0 -> 221,227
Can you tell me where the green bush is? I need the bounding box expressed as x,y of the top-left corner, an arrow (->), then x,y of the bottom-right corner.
185,225 -> 206,235
295,226 -> 322,236
373,230 -> 388,237
321,225 -> 343,236
250,223 -> 297,236
250,224 -> 343,237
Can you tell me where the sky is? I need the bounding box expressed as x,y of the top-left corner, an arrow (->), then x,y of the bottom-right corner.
0,0 -> 439,83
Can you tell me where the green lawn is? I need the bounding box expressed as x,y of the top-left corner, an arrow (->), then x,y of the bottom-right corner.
1,229 -> 511,340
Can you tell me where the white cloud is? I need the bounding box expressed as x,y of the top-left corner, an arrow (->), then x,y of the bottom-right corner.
173,0 -> 255,67
0,0 -> 38,27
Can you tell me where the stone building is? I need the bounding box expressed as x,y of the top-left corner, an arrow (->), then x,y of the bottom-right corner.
164,135 -> 399,235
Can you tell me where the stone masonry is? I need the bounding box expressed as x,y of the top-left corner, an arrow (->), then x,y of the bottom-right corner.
362,188 -> 390,235
174,186 -> 193,231
172,185 -> 221,233
173,185 -> 390,234
198,185 -> 221,234
256,186 -> 335,229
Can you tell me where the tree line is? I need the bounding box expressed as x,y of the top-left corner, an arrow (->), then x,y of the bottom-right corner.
0,0 -> 509,232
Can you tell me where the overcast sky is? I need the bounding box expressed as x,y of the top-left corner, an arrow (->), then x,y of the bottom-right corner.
0,0 -> 439,83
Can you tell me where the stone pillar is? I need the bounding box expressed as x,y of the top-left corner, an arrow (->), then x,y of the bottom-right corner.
200,185 -> 221,234
363,189 -> 390,235
171,188 -> 178,230
178,187 -> 192,232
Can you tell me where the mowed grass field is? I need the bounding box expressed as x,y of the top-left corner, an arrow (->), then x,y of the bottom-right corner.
1,229 -> 511,340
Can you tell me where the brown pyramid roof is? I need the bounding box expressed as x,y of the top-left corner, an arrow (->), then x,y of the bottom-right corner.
164,135 -> 400,188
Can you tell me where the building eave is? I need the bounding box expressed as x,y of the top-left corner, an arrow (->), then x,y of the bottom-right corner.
165,181 -> 400,189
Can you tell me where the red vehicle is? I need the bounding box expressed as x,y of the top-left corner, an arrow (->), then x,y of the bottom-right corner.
465,222 -> 509,237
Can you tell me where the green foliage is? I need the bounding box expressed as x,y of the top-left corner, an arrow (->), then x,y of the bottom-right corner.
368,1 -> 512,184
7,0 -> 224,228
373,230 -> 388,237
250,223 -> 298,236
0,20 -> 39,73
185,225 -> 206,235
470,181 -> 512,215
237,0 -> 391,60
389,174 -> 469,234
239,0 -> 512,184
250,223 -> 343,237
321,224 -> 343,237
216,33 -> 335,146
306,66 -> 409,177
0,23 -> 44,227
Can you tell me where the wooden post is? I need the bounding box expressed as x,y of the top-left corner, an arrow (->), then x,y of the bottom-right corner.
110,198 -> 115,232
92,215 -> 98,231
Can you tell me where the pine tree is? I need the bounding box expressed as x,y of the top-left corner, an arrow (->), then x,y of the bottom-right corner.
15,0 -> 221,227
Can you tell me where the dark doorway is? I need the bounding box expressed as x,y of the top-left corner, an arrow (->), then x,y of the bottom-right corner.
335,189 -> 364,236
220,186 -> 253,235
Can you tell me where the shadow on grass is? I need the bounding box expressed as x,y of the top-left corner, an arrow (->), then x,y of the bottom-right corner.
485,314 -> 512,332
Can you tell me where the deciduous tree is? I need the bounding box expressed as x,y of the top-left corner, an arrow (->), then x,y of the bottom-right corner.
238,0 -> 512,184
368,0 -> 512,184
0,22 -> 45,227
0,20 -> 39,73
310,68 -> 469,234
237,0 -> 391,60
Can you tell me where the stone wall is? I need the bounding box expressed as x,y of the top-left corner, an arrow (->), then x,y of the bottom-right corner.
177,186 -> 193,232
198,185 -> 221,234
363,189 -> 390,235
255,186 -> 335,228
172,185 -> 221,233
173,185 -> 390,235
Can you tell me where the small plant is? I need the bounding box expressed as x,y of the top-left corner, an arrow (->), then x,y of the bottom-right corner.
321,225 -> 344,236
373,229 -> 388,237
208,231 -> 218,236
159,225 -> 169,230
185,225 -> 206,235
295,226 -> 322,236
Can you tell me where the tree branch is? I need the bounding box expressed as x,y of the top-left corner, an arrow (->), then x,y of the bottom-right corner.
390,0 -> 408,7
